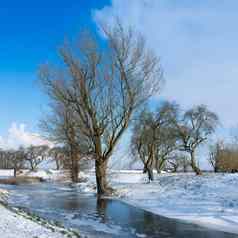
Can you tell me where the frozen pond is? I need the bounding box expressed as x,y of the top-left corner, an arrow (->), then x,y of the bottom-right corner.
2,182 -> 238,238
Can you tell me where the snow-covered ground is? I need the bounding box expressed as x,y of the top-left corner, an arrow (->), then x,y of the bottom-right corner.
0,204 -> 66,238
1,169 -> 238,235
0,170 -> 77,238
0,169 -> 66,181
108,171 -> 238,235
31,169 -> 238,234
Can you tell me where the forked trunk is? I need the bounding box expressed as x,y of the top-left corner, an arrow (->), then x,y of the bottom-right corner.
95,158 -> 112,196
190,151 -> 202,175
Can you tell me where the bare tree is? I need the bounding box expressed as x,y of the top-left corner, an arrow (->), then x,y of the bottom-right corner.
25,145 -> 49,171
49,146 -> 65,170
39,22 -> 163,195
180,155 -> 190,172
176,105 -> 219,175
7,147 -> 26,177
208,142 -> 223,172
40,102 -> 87,182
131,102 -> 179,180
167,154 -> 189,173
0,150 -> 12,169
155,126 -> 179,173
131,109 -> 155,181
153,102 -> 179,173
167,157 -> 180,173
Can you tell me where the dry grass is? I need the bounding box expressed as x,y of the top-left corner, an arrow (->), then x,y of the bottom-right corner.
0,177 -> 45,185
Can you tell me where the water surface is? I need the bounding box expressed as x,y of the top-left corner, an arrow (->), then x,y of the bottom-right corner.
2,182 -> 238,238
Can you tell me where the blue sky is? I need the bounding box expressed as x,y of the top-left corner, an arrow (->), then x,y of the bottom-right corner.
95,0 -> 238,132
0,0 -> 109,136
0,0 -> 238,156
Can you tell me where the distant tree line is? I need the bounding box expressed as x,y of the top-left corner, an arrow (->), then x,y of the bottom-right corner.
0,145 -> 49,177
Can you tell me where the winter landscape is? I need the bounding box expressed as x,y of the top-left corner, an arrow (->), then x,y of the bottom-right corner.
1,1 -> 238,238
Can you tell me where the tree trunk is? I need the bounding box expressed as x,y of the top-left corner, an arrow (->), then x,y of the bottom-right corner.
156,159 -> 161,173
143,164 -> 154,182
214,160 -> 218,173
95,158 -> 112,196
55,158 -> 60,170
13,168 -> 17,178
190,151 -> 202,175
156,158 -> 166,174
148,167 -> 154,181
172,166 -> 178,173
30,160 -> 35,171
183,163 -> 188,173
71,152 -> 79,183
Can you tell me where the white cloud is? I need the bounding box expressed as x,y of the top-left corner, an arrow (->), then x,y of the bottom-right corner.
93,0 -> 238,130
93,0 -> 238,169
0,123 -> 53,150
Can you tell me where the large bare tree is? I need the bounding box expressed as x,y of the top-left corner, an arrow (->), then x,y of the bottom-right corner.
39,22 -> 163,195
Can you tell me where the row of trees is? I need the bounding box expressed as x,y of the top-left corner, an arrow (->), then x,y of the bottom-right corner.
0,144 -> 93,181
131,102 -> 219,181
0,145 -> 49,177
37,21 -> 222,194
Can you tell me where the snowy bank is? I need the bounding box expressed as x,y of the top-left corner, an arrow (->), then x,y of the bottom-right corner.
0,204 -> 67,238
109,171 -> 238,234
0,187 -> 80,238
0,169 -> 67,182
2,168 -> 238,235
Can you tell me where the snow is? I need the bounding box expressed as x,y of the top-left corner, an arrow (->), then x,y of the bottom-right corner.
0,204 -> 66,238
23,169 -> 63,181
0,169 -> 14,177
59,169 -> 238,234
0,169 -> 66,181
1,168 -> 238,235
109,171 -> 238,234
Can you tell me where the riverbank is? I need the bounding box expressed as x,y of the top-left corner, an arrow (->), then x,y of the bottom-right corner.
0,204 -> 67,238
66,170 -> 238,234
108,171 -> 238,235
1,169 -> 238,236
0,189 -> 81,238
37,169 -> 238,235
